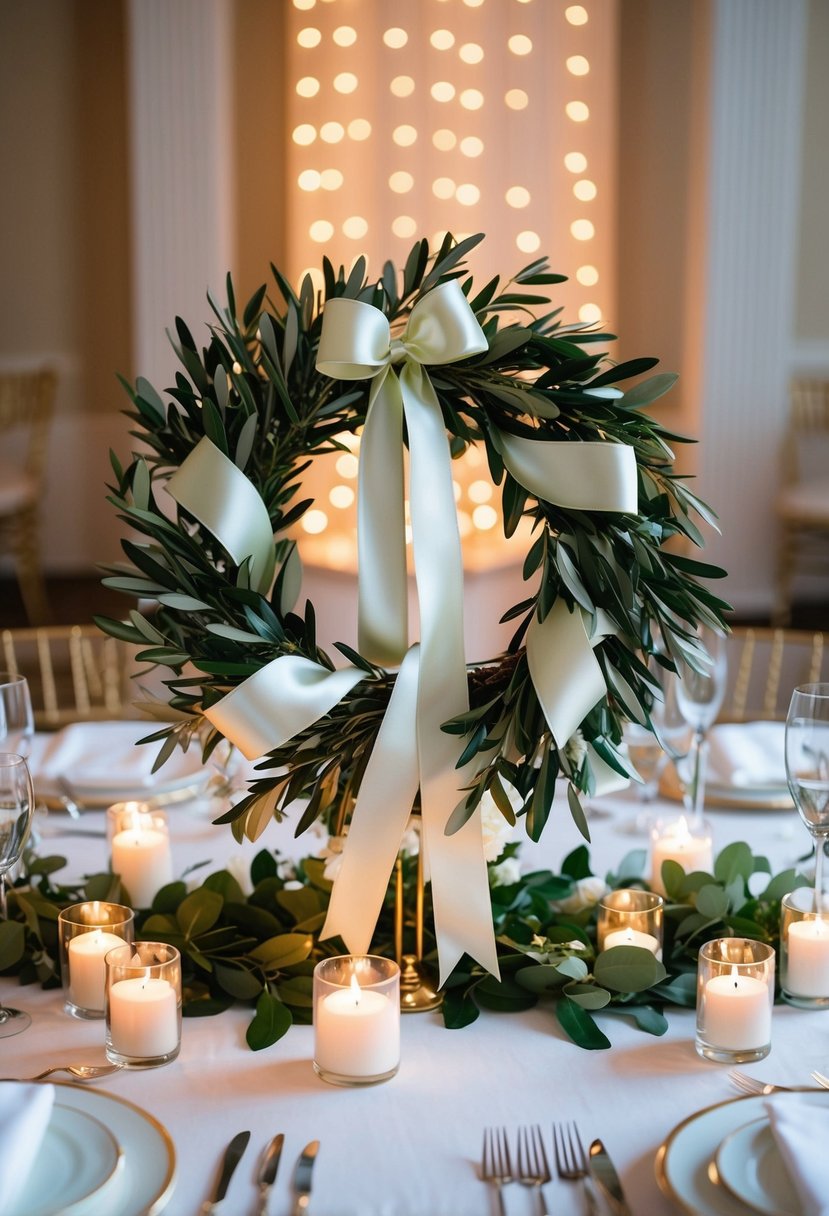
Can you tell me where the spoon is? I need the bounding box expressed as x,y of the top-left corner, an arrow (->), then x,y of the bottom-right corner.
1,1063 -> 124,1083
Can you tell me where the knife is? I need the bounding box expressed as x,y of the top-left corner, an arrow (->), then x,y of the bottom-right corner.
291,1139 -> 320,1216
589,1139 -> 633,1216
256,1132 -> 284,1216
201,1129 -> 251,1214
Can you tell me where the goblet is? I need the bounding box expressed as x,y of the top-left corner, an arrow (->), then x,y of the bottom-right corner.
785,684 -> 829,913
672,627 -> 728,824
0,752 -> 35,1036
0,672 -> 34,758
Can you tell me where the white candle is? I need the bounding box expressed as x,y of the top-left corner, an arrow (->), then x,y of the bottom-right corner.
112,825 -> 173,908
786,918 -> 829,996
315,976 -> 399,1079
108,977 -> 178,1058
651,816 -> 713,894
67,930 -> 125,1011
602,926 -> 662,958
704,966 -> 771,1050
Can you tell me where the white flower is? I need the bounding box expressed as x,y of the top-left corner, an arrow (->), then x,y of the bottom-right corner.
551,875 -> 610,914
400,819 -> 420,857
479,780 -> 522,862
224,854 -> 253,897
319,834 -> 346,881
564,729 -> 587,769
489,856 -> 521,887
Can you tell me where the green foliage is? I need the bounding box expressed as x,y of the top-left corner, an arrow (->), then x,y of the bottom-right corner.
98,232 -> 729,847
0,838 -> 810,1051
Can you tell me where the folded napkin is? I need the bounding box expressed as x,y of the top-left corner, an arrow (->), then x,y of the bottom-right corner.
706,721 -> 786,788
765,1095 -> 829,1216
0,1082 -> 55,1211
35,720 -> 200,796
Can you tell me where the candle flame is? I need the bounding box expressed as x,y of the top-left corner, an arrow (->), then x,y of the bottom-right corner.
350,974 -> 361,1006
730,964 -> 739,990
624,928 -> 634,942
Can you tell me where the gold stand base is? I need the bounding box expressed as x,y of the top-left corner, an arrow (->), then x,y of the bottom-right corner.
399,953 -> 443,1013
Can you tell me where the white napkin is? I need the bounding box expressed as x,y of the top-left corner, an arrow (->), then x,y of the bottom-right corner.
35,720 -> 200,796
0,1082 -> 55,1211
706,721 -> 786,788
765,1095 -> 829,1216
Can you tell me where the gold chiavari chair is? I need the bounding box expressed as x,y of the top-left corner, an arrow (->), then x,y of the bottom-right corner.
723,626 -> 826,722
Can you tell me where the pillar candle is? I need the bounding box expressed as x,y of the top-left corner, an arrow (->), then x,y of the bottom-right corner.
315,977 -> 399,1079
108,977 -> 178,1058
704,966 -> 771,1050
786,918 -> 829,997
112,824 -> 173,908
67,930 -> 126,1012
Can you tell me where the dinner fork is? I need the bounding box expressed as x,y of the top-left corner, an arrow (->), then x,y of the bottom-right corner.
0,1063 -> 123,1082
481,1127 -> 512,1216
811,1070 -> 829,1089
552,1122 -> 600,1216
516,1124 -> 551,1216
728,1069 -> 792,1096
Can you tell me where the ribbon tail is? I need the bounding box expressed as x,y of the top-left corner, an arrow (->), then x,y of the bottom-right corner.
494,429 -> 639,514
357,373 -> 409,665
526,600 -> 610,748
320,646 -> 421,952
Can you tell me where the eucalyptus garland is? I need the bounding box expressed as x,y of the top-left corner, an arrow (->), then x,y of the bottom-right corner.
97,232 -> 729,846
0,841 -> 806,1051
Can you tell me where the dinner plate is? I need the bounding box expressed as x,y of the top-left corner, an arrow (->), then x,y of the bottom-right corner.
661,764 -> 793,811
14,1082 -> 177,1216
715,1118 -> 799,1216
36,721 -> 207,805
656,1089 -> 829,1216
7,1102 -> 122,1216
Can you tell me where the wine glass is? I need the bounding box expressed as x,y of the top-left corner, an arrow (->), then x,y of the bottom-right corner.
0,752 -> 35,1036
785,684 -> 829,914
0,672 -> 34,758
673,627 -> 728,825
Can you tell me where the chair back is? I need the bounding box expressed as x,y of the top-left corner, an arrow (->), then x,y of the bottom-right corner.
724,626 -> 826,722
784,378 -> 829,483
0,369 -> 56,480
1,624 -> 136,728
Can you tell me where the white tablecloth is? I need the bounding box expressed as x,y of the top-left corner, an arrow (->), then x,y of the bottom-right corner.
2,739 -> 824,1216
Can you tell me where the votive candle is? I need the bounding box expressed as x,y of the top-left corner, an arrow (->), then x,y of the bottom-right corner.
105,941 -> 181,1068
651,816 -> 713,895
313,955 -> 400,1085
696,938 -> 775,1063
57,901 -> 135,1018
780,889 -> 829,1008
111,810 -> 173,908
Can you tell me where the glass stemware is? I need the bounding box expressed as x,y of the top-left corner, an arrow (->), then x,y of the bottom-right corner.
672,628 -> 728,825
0,751 -> 35,1036
0,672 -> 34,758
785,684 -> 829,914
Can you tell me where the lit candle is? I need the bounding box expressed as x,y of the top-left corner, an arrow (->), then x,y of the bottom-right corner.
67,929 -> 125,1012
111,817 -> 173,908
108,976 -> 178,1058
315,974 -> 399,1080
651,816 -> 713,894
602,926 -> 662,957
786,918 -> 829,997
704,965 -> 771,1050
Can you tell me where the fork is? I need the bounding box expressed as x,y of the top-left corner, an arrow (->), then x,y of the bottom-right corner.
728,1069 -> 791,1096
516,1124 -> 551,1216
0,1063 -> 123,1083
811,1071 -> 829,1089
552,1122 -> 600,1216
481,1127 -> 512,1216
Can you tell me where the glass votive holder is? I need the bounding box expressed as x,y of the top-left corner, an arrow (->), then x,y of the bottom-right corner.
696,938 -> 775,1063
105,941 -> 182,1068
780,889 -> 829,1009
650,815 -> 713,895
105,800 -> 153,850
313,955 -> 400,1086
597,889 -> 664,958
110,807 -> 174,909
58,902 -> 135,1019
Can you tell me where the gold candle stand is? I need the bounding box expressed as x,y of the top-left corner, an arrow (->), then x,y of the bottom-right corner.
394,846 -> 442,1013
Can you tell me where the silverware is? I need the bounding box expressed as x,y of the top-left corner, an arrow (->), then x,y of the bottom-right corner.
515,1124 -> 551,1216
0,1063 -> 123,1082
589,1138 -> 633,1216
552,1122 -> 601,1216
292,1139 -> 319,1216
728,1069 -> 792,1096
811,1070 -> 829,1089
256,1132 -> 284,1216
481,1127 -> 512,1216
201,1129 -> 250,1214
56,777 -> 82,819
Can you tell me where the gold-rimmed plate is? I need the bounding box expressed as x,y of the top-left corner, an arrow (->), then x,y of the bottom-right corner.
655,1089 -> 829,1216
715,1118 -> 798,1216
660,764 -> 793,811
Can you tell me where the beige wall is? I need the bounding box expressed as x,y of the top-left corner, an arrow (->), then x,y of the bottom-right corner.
795,0 -> 829,347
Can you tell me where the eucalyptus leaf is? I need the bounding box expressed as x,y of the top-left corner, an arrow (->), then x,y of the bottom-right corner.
246,989 -> 293,1050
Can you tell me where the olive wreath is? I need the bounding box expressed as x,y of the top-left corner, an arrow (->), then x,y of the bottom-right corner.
98,232 -> 729,847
